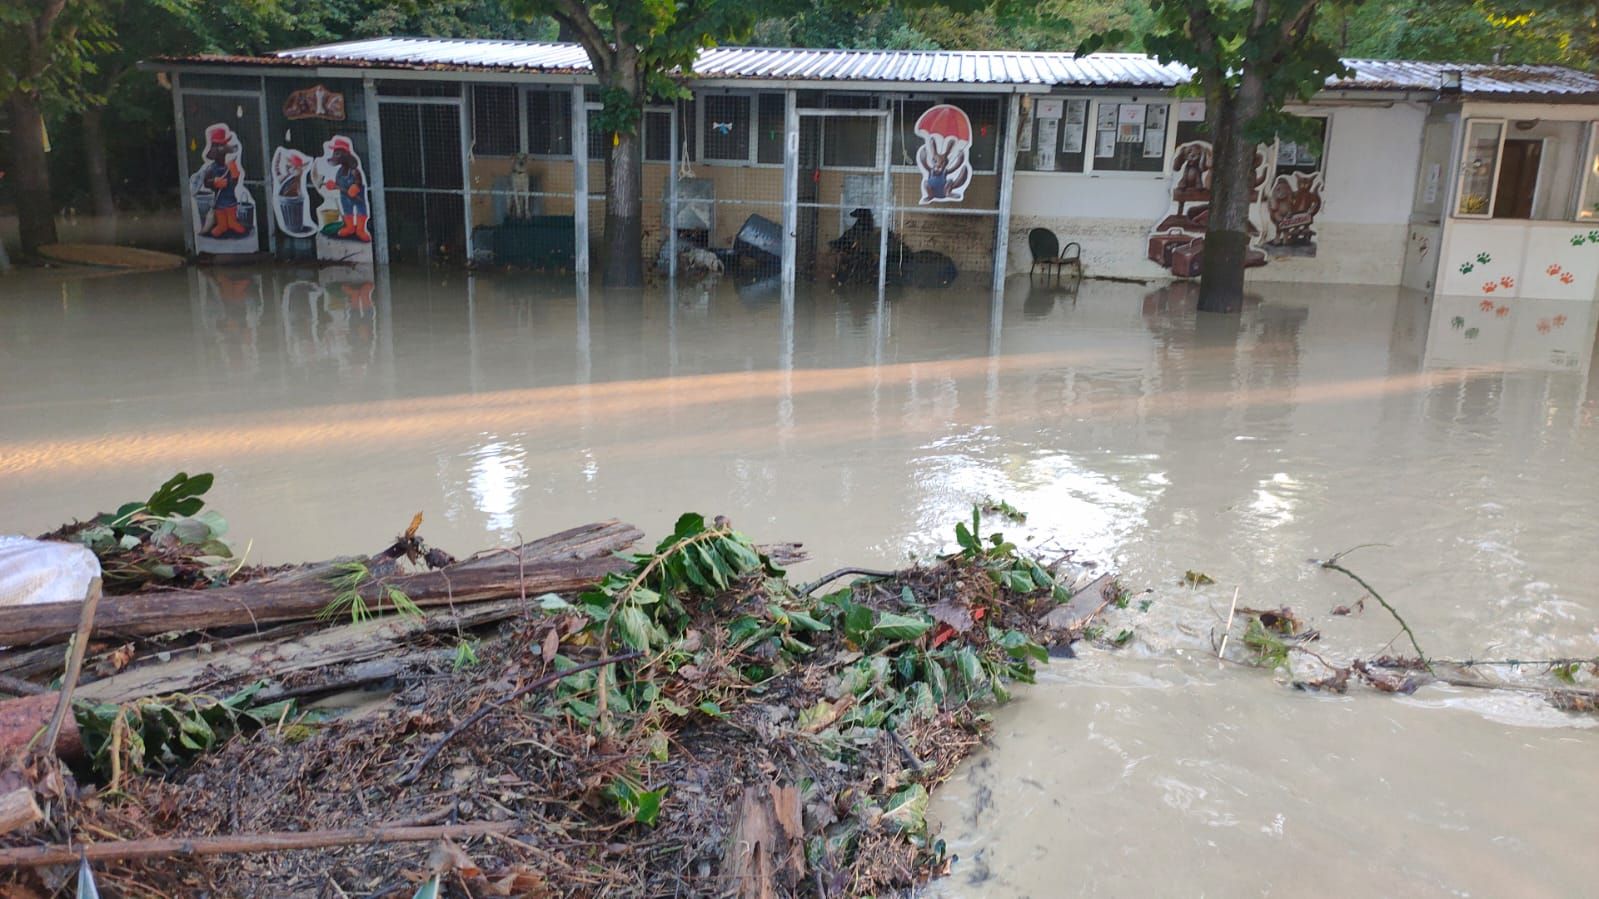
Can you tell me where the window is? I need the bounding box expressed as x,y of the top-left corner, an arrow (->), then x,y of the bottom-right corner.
526,89 -> 572,157
1456,120 -> 1503,217
1453,118 -> 1589,220
1090,101 -> 1168,173
893,97 -> 1002,173
1020,98 -> 1087,173
1579,123 -> 1599,220
471,85 -> 519,156
823,94 -> 881,169
757,94 -> 785,165
702,94 -> 751,162
644,110 -> 673,162
586,107 -> 606,161
1274,116 -> 1327,178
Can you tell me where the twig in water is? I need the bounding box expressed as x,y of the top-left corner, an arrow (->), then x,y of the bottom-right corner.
397,651 -> 641,786
33,577 -> 102,755
1319,548 -> 1430,672
1216,586 -> 1240,662
796,567 -> 898,597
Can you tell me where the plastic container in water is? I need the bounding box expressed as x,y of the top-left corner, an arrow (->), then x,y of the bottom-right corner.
733,215 -> 782,262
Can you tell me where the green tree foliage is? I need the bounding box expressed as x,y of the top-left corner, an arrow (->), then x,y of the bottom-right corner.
1089,0 -> 1355,312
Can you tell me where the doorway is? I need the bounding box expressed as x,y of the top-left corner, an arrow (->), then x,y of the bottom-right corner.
1493,138 -> 1543,219
791,109 -> 890,289
377,98 -> 467,262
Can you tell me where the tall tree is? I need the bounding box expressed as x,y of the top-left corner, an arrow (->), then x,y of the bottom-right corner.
508,0 -> 773,288
1,0 -> 109,256
1096,0 -> 1354,312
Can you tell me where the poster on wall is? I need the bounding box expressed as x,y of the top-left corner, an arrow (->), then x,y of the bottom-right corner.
191,123 -> 257,255
1143,129 -> 1165,158
1035,117 -> 1061,170
270,135 -> 374,264
1094,130 -> 1116,158
913,104 -> 973,204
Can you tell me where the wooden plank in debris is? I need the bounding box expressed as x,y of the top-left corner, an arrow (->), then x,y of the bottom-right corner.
1041,572 -> 1117,632
76,598 -> 528,705
0,520 -> 642,648
0,692 -> 83,761
723,783 -> 805,899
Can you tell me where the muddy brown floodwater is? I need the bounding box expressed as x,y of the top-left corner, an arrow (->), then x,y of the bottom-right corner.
3,266 -> 1597,895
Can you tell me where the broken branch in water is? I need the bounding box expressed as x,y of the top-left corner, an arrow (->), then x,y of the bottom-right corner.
1318,549 -> 1430,673
0,820 -> 515,868
796,567 -> 898,596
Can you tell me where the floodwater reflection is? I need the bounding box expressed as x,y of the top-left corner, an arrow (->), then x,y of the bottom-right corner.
2,266 -> 1597,895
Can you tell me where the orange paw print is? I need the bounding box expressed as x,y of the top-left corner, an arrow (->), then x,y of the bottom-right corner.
1554,314 -> 1568,327
1479,299 -> 1496,311
1548,264 -> 1563,276
1496,305 -> 1510,317
1560,272 -> 1575,284
1500,276 -> 1515,289
1538,319 -> 1552,334
1483,282 -> 1497,293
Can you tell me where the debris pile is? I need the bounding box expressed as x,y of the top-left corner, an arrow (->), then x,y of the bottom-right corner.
0,488 -> 1119,897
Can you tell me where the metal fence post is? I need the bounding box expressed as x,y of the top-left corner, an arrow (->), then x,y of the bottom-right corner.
257,77 -> 276,257
781,90 -> 798,290
460,87 -> 475,263
992,93 -> 1022,296
363,78 -> 390,266
668,102 -> 678,282
170,73 -> 195,257
572,85 -> 589,278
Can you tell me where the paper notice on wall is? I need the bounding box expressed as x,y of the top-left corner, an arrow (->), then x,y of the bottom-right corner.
1118,104 -> 1147,126
1143,129 -> 1165,158
1178,100 -> 1206,122
1095,130 -> 1116,158
1036,117 -> 1060,170
1036,98 -> 1064,120
1066,100 -> 1087,124
1424,163 -> 1441,204
1096,104 -> 1118,129
1062,122 -> 1084,154
1020,110 -> 1034,152
1147,104 -> 1169,131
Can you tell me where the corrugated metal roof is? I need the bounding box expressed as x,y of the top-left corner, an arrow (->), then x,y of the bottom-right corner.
1333,59 -> 1599,96
163,37 -> 1599,98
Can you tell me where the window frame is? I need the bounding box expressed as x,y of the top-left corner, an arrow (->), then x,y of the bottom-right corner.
1086,98 -> 1176,177
1453,117 -> 1507,220
887,94 -> 1002,176
522,85 -> 576,160
1577,122 -> 1599,221
692,90 -> 788,168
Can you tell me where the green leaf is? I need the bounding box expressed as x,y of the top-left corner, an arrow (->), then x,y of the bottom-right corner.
696,700 -> 725,718
880,783 -> 929,834
617,605 -> 654,651
843,602 -> 874,644
537,593 -> 573,611
870,612 -> 932,642
633,787 -> 665,825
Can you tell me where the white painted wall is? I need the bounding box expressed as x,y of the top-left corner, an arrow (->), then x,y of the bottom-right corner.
1007,100 -> 1430,287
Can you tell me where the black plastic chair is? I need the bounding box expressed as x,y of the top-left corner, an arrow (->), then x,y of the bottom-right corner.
1028,228 -> 1081,279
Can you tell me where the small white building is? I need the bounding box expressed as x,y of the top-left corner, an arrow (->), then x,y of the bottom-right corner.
150,39 -> 1599,302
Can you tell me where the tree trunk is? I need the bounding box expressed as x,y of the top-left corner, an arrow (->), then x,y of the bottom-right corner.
600,48 -> 646,289
6,92 -> 58,257
82,106 -> 117,218
1198,77 -> 1266,314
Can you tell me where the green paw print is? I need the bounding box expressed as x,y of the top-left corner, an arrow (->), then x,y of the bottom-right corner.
1587,230 -> 1599,243
1476,252 -> 1492,264
1464,327 -> 1480,339
1451,316 -> 1465,329
1459,262 -> 1475,274
1572,234 -> 1587,246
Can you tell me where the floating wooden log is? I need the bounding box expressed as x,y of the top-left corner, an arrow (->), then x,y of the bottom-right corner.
0,520 -> 641,648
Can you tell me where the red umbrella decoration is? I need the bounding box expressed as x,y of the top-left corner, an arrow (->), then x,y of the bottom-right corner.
913,104 -> 973,204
